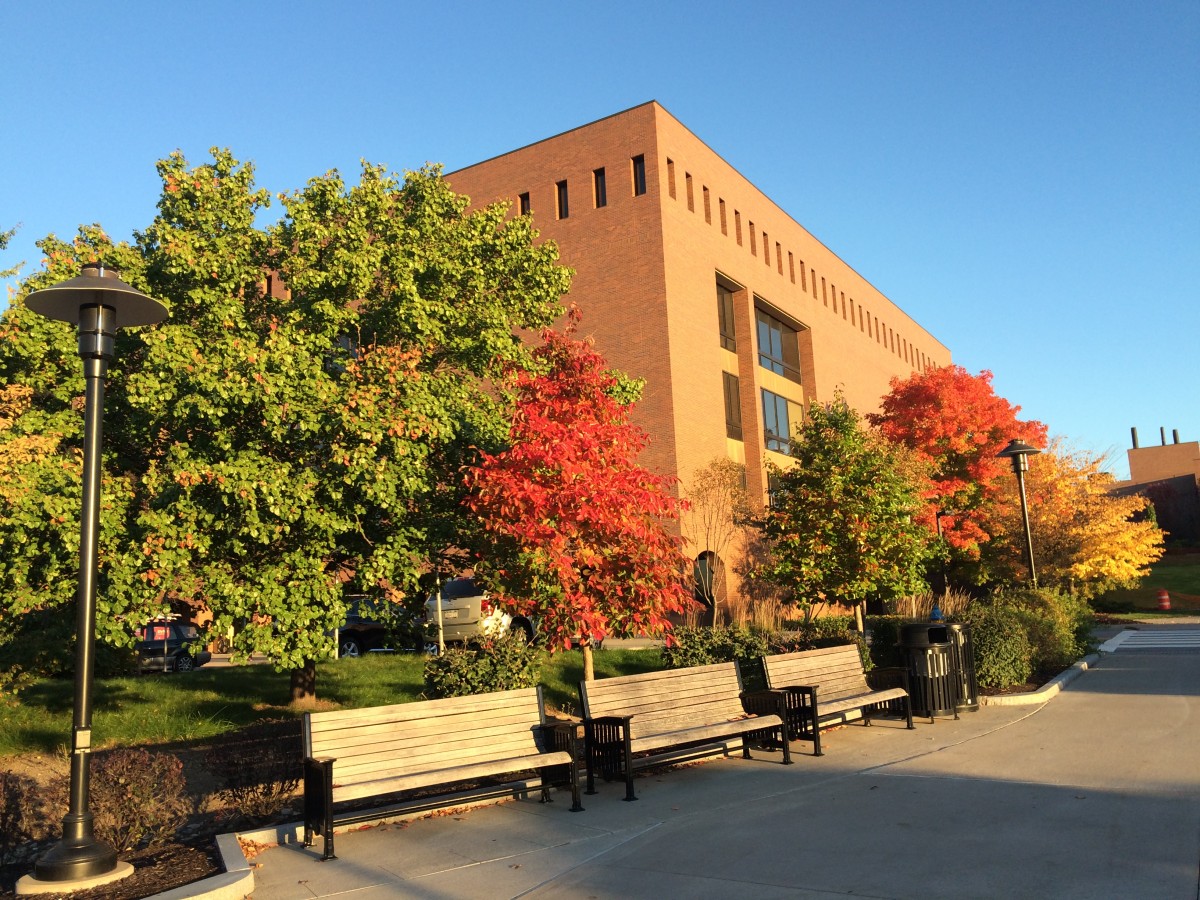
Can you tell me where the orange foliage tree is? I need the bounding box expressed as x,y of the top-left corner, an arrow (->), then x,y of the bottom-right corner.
464,316 -> 694,680
985,439 -> 1165,597
869,365 -> 1047,580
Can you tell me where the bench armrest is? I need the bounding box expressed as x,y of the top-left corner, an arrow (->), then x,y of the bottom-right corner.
866,667 -> 910,693
740,689 -> 789,721
541,720 -> 582,758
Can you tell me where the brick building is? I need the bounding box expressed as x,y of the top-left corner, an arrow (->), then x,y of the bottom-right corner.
448,102 -> 952,600
1113,428 -> 1200,544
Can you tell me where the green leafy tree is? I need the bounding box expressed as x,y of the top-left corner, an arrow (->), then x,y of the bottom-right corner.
0,151 -> 569,703
0,223 -> 22,280
753,397 -> 933,617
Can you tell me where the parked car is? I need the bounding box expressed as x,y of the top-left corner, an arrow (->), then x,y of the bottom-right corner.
425,577 -> 533,648
424,578 -> 601,651
337,596 -> 423,657
337,598 -> 391,658
136,621 -> 212,673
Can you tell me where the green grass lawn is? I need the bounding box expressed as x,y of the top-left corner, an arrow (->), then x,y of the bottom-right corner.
0,647 -> 665,758
1097,552 -> 1200,614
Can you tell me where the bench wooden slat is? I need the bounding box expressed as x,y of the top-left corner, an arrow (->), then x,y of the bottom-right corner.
302,685 -> 582,861
761,645 -> 914,756
578,661 -> 791,800
331,751 -> 575,803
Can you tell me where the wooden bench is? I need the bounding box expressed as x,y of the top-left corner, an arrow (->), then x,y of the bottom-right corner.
302,685 -> 581,860
757,644 -> 913,757
578,661 -> 791,801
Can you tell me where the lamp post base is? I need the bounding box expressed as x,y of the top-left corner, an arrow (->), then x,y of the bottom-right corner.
28,833 -> 121,884
16,861 -> 133,896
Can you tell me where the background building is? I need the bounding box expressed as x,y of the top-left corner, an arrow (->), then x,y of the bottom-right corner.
1113,428 -> 1200,545
448,102 -> 952,602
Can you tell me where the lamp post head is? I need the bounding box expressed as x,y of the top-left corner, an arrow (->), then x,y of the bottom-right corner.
996,438 -> 1041,474
24,264 -> 168,328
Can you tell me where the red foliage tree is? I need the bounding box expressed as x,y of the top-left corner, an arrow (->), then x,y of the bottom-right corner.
464,314 -> 694,679
868,366 -> 1047,560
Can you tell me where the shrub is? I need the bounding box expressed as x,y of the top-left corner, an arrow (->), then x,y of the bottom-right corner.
993,587 -> 1094,680
661,624 -> 768,670
0,768 -> 66,865
766,616 -> 869,669
964,603 -> 1033,689
90,748 -> 192,852
423,633 -> 543,699
865,615 -> 904,669
205,720 -> 302,823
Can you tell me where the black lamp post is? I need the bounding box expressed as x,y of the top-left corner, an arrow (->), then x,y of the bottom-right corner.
23,265 -> 167,887
996,439 -> 1041,589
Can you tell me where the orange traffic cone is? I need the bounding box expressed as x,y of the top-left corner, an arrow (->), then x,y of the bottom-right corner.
1157,588 -> 1171,611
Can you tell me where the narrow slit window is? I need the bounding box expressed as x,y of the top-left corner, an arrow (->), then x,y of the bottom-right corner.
776,243 -> 783,275
788,251 -> 795,283
667,159 -> 676,198
749,222 -> 757,256
632,154 -> 647,196
735,211 -> 743,245
555,180 -> 569,219
519,192 -> 531,216
703,186 -> 711,223
719,198 -> 727,234
593,168 -> 607,208
685,172 -> 694,211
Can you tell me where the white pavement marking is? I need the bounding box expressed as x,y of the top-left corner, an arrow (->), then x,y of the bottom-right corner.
1102,629 -> 1200,651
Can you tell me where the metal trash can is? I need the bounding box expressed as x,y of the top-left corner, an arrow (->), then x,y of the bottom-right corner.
898,623 -> 958,719
945,622 -> 979,713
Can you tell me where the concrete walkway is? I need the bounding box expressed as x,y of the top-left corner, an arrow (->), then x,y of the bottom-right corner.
241,630 -> 1200,900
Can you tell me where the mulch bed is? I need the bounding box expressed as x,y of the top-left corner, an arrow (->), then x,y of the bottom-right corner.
0,839 -> 221,900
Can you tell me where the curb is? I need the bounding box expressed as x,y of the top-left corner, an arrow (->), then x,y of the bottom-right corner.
145,833 -> 254,900
979,653 -> 1100,706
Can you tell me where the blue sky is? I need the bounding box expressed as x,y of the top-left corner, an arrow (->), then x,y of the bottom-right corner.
2,1 -> 1196,478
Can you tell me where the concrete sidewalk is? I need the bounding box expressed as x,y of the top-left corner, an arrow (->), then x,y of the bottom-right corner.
240,640 -> 1200,899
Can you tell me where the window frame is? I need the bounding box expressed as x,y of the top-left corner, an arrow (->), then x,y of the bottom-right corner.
755,306 -> 802,384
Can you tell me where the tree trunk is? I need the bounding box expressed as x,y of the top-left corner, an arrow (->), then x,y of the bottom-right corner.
581,641 -> 595,682
289,659 -> 317,707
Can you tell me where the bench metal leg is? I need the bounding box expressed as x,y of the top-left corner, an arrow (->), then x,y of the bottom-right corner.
622,727 -> 637,801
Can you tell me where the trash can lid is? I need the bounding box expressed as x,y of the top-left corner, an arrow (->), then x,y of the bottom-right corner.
899,623 -> 950,646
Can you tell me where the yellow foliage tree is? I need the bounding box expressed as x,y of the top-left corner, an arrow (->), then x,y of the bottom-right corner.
985,439 -> 1164,597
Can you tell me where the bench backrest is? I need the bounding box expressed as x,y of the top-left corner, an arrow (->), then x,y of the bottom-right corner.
580,662 -> 748,737
304,686 -> 550,790
762,645 -> 869,700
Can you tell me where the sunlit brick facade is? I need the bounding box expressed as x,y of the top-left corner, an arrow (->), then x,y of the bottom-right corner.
448,102 -> 951,596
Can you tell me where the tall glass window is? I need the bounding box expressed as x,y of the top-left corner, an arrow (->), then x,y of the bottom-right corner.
593,168 -> 607,208
756,307 -> 802,384
762,389 -> 799,453
723,372 -> 742,440
717,283 -> 736,351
